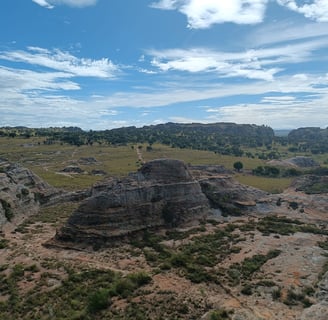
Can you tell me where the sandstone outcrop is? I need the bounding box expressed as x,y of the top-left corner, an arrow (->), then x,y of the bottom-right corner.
55,159 -> 267,247
267,156 -> 319,169
0,161 -> 90,227
300,271 -> 328,320
0,161 -> 56,225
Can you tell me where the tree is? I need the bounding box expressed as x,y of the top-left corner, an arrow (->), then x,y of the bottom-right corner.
233,161 -> 243,172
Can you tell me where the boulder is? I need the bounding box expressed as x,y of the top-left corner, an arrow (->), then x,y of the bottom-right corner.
61,166 -> 84,174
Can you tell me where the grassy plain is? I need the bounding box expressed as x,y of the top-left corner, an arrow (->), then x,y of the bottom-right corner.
1,137 -> 325,192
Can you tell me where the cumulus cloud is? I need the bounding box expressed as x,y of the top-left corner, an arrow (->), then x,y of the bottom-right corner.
0,47 -> 118,78
151,0 -> 328,28
149,48 -> 278,81
151,0 -> 269,28
32,0 -> 97,9
277,0 -> 328,22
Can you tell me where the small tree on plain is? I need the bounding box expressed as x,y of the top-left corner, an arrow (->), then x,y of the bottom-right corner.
233,161 -> 243,172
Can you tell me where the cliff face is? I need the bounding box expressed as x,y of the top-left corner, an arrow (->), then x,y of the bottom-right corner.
56,159 -> 267,246
57,159 -> 210,245
0,161 -> 57,225
0,161 -> 90,227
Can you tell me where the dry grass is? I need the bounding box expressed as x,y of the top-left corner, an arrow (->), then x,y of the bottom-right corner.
0,138 -> 293,193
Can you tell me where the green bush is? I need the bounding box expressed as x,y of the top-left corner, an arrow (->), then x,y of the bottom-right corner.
127,271 -> 152,286
209,309 -> 230,320
241,284 -> 253,295
0,199 -> 13,221
0,238 -> 9,249
87,288 -> 110,313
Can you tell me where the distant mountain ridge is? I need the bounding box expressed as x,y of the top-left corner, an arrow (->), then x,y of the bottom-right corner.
0,122 -> 275,155
2,123 -> 328,154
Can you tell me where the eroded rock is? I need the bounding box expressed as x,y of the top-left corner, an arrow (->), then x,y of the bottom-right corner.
55,159 -> 267,247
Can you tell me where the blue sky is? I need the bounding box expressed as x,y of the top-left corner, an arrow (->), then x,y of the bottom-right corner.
1,0 -> 328,130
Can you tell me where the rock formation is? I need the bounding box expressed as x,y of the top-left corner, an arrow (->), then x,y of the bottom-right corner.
301,271 -> 328,320
267,156 -> 320,169
0,160 -> 90,226
55,159 -> 267,247
0,161 -> 56,225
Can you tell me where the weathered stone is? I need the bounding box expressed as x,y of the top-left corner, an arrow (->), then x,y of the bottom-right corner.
55,159 -> 267,247
0,163 -> 91,226
61,166 -> 84,174
0,163 -> 57,225
268,156 -> 320,169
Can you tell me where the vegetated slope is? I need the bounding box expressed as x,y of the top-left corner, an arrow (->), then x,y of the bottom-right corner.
288,127 -> 328,153
0,122 -> 275,154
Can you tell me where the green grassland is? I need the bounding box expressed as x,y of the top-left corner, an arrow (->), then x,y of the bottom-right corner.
0,137 -> 325,193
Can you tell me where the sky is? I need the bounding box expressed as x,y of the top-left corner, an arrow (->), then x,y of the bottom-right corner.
1,0 -> 328,130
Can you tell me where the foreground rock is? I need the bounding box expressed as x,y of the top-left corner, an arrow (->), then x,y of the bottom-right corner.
301,271 -> 328,320
0,161 -> 57,225
55,159 -> 267,247
0,161 -> 90,227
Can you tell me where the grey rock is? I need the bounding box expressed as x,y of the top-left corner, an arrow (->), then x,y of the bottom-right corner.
0,163 -> 57,225
300,271 -> 328,320
55,159 -> 267,247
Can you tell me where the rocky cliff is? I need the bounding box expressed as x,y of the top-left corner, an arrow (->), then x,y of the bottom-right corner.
55,159 -> 267,247
0,160 -> 90,227
0,160 -> 56,225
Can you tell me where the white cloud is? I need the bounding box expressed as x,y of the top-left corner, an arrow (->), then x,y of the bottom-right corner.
32,0 -> 97,9
147,37 -> 328,81
249,21 -> 328,46
1,70 -> 328,129
278,0 -> 328,22
80,72 -> 328,109
32,0 -> 54,9
152,0 -> 328,28
0,66 -> 80,92
150,0 -> 177,10
205,97 -> 328,129
151,0 -> 269,28
0,47 -> 118,78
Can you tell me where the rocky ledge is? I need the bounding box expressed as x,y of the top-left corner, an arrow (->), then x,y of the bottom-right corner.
55,159 -> 267,247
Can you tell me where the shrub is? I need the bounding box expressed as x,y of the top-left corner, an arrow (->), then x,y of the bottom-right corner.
0,238 -> 9,249
87,288 -> 110,313
209,309 -> 230,320
127,271 -> 152,286
241,284 -> 253,295
0,199 -> 13,221
272,288 -> 282,300
289,201 -> 299,210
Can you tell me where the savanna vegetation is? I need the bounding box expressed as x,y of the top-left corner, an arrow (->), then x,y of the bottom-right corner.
1,123 -> 328,319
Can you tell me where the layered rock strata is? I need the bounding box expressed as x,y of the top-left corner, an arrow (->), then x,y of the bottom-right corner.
56,159 -> 267,246
0,161 -> 90,226
0,161 -> 57,225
